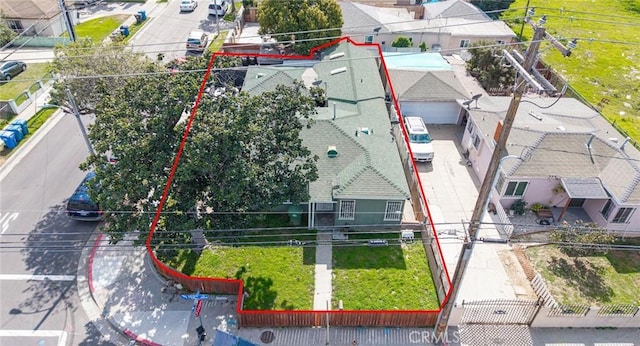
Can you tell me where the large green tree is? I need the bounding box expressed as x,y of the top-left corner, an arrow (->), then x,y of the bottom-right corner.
470,0 -> 515,19
50,39 -> 157,113
0,17 -> 16,46
550,220 -> 615,257
258,0 -> 343,55
466,41 -> 516,91
84,57 -> 318,244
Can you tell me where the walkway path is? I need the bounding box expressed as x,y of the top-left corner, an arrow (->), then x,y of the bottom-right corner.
313,231 -> 333,310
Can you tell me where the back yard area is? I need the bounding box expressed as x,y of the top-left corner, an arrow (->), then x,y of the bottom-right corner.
526,245 -> 640,306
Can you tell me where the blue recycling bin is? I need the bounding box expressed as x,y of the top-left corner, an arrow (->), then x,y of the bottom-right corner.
0,130 -> 17,149
6,124 -> 24,142
11,119 -> 28,135
120,25 -> 130,37
138,10 -> 147,21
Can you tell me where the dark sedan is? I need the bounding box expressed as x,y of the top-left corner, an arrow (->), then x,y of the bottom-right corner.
0,60 -> 27,81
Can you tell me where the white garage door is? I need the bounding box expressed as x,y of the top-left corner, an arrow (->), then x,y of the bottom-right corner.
400,101 -> 460,124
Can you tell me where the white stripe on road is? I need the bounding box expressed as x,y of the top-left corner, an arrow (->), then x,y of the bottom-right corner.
0,330 -> 67,346
0,274 -> 75,281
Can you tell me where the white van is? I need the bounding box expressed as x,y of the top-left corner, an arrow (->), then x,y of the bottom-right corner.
186,31 -> 208,52
208,0 -> 229,16
404,116 -> 434,162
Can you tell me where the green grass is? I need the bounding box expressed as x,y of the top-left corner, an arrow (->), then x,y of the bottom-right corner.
179,245 -> 315,310
223,3 -> 243,22
526,245 -> 640,306
505,1 -> 640,143
332,233 -> 439,310
0,63 -> 51,100
208,30 -> 229,52
74,15 -> 130,41
13,93 -> 28,107
123,19 -> 147,43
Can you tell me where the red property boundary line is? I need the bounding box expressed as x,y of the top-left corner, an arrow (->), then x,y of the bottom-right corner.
143,37 -> 452,320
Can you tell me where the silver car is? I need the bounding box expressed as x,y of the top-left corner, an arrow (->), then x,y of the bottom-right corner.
0,61 -> 26,81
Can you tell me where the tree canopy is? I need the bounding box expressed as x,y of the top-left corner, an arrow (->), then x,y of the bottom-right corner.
465,41 -> 516,91
549,220 -> 615,257
0,17 -> 16,46
50,39 -> 157,113
258,0 -> 343,55
80,54 -> 318,244
470,0 -> 515,19
392,36 -> 412,48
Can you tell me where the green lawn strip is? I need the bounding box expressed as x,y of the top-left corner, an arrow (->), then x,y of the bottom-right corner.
189,246 -> 315,310
506,1 -> 640,144
74,15 -> 130,41
208,30 -> 229,52
223,3 -> 243,22
123,19 -> 148,43
526,245 -> 640,306
332,232 -> 439,310
0,63 -> 51,100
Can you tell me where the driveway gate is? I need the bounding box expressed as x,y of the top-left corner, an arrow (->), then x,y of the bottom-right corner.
460,299 -> 541,325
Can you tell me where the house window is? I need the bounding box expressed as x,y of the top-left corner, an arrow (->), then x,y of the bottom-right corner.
6,20 -> 23,33
504,181 -> 527,197
460,39 -> 470,48
364,35 -> 374,43
601,200 -> 613,220
472,133 -> 480,149
384,201 -> 403,221
612,207 -> 634,224
466,120 -> 473,134
316,203 -> 333,211
338,200 -> 355,220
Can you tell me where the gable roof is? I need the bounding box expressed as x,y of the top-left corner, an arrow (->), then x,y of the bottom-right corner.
242,40 -> 410,202
2,0 -> 60,19
389,69 -> 469,101
423,0 -> 489,20
339,1 -> 415,35
468,96 -> 640,204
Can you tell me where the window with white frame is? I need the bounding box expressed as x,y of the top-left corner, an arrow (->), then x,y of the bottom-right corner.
339,200 -> 356,220
364,35 -> 374,43
472,133 -> 480,149
460,39 -> 470,48
384,201 -> 403,221
504,181 -> 527,197
601,200 -> 613,220
466,119 -> 473,134
612,207 -> 634,224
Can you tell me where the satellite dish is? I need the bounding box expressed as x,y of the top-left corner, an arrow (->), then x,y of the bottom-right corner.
462,99 -> 473,109
373,27 -> 382,34
471,94 -> 482,101
312,80 -> 323,86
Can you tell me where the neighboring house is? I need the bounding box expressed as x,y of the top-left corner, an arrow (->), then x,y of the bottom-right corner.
461,96 -> 640,236
241,40 -> 410,229
0,0 -> 76,37
339,0 -> 515,54
386,52 -> 469,124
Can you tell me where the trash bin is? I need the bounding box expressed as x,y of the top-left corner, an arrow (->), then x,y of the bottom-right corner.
134,14 -> 142,24
288,205 -> 303,226
10,119 -> 28,135
0,130 -> 18,149
120,25 -> 130,37
6,124 -> 24,142
138,10 -> 147,21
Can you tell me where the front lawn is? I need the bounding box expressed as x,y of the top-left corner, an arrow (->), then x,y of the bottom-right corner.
332,233 -> 439,310
0,107 -> 58,164
74,15 -> 130,41
208,31 -> 229,52
526,245 -> 640,306
0,63 -> 51,100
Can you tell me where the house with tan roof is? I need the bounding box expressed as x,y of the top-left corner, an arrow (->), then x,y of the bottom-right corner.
339,0 -> 515,54
0,0 -> 76,38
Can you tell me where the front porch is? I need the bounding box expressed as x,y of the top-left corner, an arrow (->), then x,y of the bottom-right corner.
509,207 -> 593,235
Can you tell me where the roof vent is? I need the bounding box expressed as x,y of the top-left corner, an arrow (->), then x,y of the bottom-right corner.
327,146 -> 338,158
329,52 -> 344,60
256,73 -> 265,78
330,67 -> 347,75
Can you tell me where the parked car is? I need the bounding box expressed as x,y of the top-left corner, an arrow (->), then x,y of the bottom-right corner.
0,61 -> 26,81
180,0 -> 198,12
208,0 -> 229,16
66,172 -> 103,221
186,31 -> 209,53
404,116 -> 435,163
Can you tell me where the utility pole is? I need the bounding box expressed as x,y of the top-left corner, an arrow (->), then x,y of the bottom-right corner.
433,16 -> 575,341
65,89 -> 94,155
58,0 -> 76,42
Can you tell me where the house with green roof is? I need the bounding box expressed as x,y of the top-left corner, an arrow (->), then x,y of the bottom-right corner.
242,41 -> 410,229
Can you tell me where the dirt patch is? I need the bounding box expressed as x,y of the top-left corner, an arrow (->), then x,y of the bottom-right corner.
497,248 -> 538,300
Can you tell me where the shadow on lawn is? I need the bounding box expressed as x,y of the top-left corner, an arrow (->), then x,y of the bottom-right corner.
234,266 -> 295,310
605,250 -> 640,274
549,256 -> 613,302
